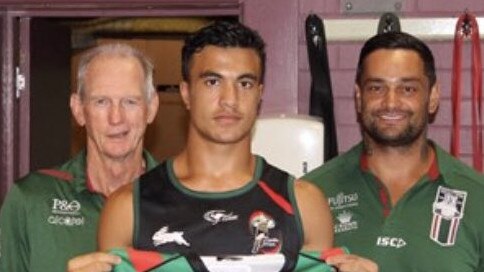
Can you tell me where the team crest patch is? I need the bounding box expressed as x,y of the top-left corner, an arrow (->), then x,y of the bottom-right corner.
249,210 -> 281,254
430,186 -> 467,246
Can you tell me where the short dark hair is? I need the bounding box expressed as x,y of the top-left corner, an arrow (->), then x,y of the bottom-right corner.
181,21 -> 266,82
355,32 -> 436,88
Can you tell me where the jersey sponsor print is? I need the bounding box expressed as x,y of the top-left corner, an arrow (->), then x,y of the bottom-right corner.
376,236 -> 407,249
328,192 -> 359,233
47,198 -> 85,227
203,210 -> 238,225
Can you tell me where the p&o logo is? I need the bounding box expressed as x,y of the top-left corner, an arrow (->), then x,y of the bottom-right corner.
47,198 -> 84,227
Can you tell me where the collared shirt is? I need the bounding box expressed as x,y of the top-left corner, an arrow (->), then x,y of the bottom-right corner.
0,150 -> 158,272
304,142 -> 484,272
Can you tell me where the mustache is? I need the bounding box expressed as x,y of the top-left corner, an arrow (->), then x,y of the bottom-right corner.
214,109 -> 242,117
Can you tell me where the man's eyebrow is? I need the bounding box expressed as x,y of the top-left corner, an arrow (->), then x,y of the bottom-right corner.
362,78 -> 385,85
362,77 -> 423,85
238,73 -> 258,81
400,77 -> 423,83
199,71 -> 222,79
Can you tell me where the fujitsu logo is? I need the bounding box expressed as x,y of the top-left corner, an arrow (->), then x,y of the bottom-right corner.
328,192 -> 359,210
204,210 -> 238,225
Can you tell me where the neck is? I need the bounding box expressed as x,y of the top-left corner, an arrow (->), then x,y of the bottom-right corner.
363,137 -> 434,204
174,134 -> 255,192
86,148 -> 145,197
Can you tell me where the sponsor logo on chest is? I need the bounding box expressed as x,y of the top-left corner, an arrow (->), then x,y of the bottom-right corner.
204,210 -> 238,225
47,198 -> 85,227
328,192 -> 359,210
430,186 -> 467,246
328,192 -> 360,233
376,236 -> 407,248
334,210 -> 358,233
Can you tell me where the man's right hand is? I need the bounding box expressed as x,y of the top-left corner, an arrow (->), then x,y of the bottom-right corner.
67,252 -> 121,272
326,254 -> 378,272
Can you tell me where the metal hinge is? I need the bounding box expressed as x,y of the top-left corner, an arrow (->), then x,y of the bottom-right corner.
15,67 -> 26,99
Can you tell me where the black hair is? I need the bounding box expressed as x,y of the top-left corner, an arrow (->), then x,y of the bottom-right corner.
181,21 -> 266,82
355,32 -> 436,88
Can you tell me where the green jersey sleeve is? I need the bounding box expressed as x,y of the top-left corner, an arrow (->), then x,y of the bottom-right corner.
0,185 -> 30,272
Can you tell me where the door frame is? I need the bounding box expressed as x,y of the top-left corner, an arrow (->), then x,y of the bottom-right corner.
0,0 -> 241,204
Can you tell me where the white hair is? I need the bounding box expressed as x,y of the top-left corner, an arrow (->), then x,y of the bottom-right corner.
76,43 -> 155,100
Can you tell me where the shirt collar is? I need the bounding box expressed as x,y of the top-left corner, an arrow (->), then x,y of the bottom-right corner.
69,150 -> 159,194
359,141 -> 441,183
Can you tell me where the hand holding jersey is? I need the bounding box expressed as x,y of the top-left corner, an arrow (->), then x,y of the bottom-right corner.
67,252 -> 121,272
326,254 -> 379,272
108,247 -> 348,272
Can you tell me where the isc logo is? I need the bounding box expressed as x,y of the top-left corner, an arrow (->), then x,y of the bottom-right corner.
376,236 -> 407,248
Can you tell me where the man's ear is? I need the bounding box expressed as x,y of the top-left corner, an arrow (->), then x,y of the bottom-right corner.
355,84 -> 362,113
147,93 -> 159,124
428,82 -> 440,115
70,93 -> 86,127
180,81 -> 191,110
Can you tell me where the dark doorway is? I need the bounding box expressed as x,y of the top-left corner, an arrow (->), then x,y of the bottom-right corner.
28,16 -> 237,171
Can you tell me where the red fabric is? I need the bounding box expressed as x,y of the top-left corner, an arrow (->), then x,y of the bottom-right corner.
126,247 -> 163,272
320,247 -> 346,260
258,181 -> 294,215
451,12 -> 483,172
428,149 -> 440,181
37,169 -> 73,181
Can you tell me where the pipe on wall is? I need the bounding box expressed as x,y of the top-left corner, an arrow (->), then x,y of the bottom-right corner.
324,17 -> 484,41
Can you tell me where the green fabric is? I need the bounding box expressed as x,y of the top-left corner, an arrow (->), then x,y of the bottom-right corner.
294,249 -> 348,272
111,248 -> 192,272
110,248 -> 341,272
0,151 -> 158,272
304,141 -> 484,272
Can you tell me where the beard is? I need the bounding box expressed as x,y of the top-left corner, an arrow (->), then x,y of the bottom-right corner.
360,109 -> 427,147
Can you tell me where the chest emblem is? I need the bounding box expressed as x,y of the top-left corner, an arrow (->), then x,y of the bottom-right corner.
152,226 -> 190,247
334,210 -> 358,233
328,192 -> 359,211
430,186 -> 467,246
249,211 -> 280,254
204,210 -> 238,225
47,198 -> 85,227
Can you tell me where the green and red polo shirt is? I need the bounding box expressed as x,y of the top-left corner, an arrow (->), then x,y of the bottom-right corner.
0,151 -> 158,272
304,142 -> 484,272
